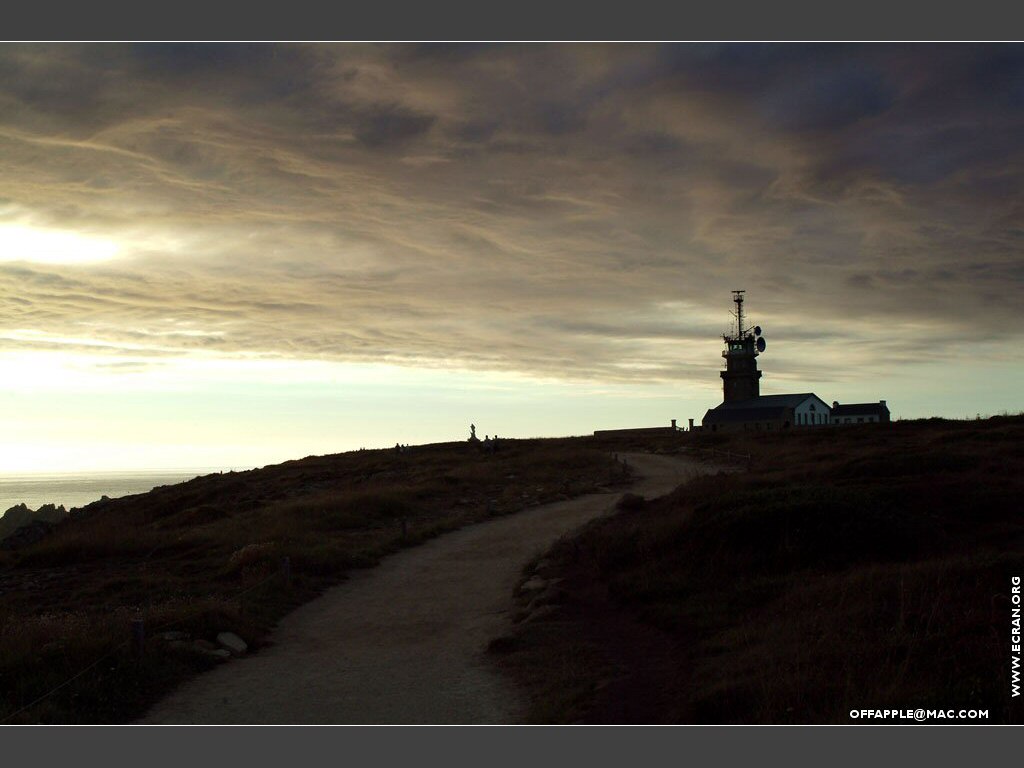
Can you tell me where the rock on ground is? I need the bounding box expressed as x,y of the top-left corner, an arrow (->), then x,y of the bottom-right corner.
217,632 -> 248,655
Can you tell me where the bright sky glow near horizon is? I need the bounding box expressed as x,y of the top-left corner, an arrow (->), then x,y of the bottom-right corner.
1,43 -> 1022,472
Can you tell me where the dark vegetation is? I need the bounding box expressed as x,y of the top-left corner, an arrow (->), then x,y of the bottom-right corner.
490,416 -> 1024,724
0,438 -> 623,723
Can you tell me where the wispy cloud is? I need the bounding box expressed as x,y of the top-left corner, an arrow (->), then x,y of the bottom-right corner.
0,43 -> 1021,385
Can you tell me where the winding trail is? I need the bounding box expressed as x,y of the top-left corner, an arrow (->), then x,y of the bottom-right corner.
140,453 -> 718,724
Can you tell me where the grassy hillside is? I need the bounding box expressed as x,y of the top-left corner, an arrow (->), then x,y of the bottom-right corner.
0,438 -> 625,723
490,416 -> 1024,724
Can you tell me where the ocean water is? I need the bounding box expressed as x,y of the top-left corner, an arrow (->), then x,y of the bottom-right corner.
0,470 -> 219,515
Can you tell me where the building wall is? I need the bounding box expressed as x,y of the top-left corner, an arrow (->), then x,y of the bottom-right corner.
793,398 -> 832,426
834,414 -> 880,425
708,418 -> 789,433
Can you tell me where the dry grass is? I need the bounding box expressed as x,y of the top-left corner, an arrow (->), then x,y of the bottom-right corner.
491,416 -> 1024,723
0,437 -> 620,723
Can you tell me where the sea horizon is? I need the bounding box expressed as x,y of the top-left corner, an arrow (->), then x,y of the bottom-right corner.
0,467 -> 251,514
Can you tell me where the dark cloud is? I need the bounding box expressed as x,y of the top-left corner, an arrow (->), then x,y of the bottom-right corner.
452,118 -> 500,144
396,43 -> 495,62
128,43 -> 283,75
760,66 -> 895,132
353,105 -> 436,148
537,102 -> 588,135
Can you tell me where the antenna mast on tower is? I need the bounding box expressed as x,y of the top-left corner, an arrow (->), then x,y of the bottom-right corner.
731,289 -> 746,338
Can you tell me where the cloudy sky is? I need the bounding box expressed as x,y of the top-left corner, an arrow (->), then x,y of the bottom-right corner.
1,43 -> 1022,471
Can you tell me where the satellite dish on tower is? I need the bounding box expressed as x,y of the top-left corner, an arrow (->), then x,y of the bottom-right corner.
757,337 -> 767,353
754,326 -> 762,336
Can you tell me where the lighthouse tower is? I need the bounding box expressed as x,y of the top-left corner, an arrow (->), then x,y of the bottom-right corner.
720,290 -> 763,403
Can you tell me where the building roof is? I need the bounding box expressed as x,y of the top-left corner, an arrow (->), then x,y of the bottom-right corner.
713,393 -> 824,410
832,402 -> 890,417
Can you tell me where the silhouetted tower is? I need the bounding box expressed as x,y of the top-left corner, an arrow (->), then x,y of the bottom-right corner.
720,290 -> 763,403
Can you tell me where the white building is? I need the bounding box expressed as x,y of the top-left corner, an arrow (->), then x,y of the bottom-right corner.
831,400 -> 891,425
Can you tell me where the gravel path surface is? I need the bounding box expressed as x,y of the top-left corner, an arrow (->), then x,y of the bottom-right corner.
140,452 -> 717,724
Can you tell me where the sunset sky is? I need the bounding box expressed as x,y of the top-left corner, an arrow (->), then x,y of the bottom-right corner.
1,43 -> 1022,472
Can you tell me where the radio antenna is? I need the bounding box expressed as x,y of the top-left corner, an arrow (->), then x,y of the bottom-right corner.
731,289 -> 746,337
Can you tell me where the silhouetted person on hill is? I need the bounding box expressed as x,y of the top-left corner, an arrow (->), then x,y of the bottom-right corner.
469,424 -> 480,443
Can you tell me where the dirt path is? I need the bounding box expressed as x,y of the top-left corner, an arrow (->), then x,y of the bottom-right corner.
140,453 -> 719,724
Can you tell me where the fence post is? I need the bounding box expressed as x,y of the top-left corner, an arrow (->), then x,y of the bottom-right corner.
131,618 -> 145,658
282,556 -> 292,589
